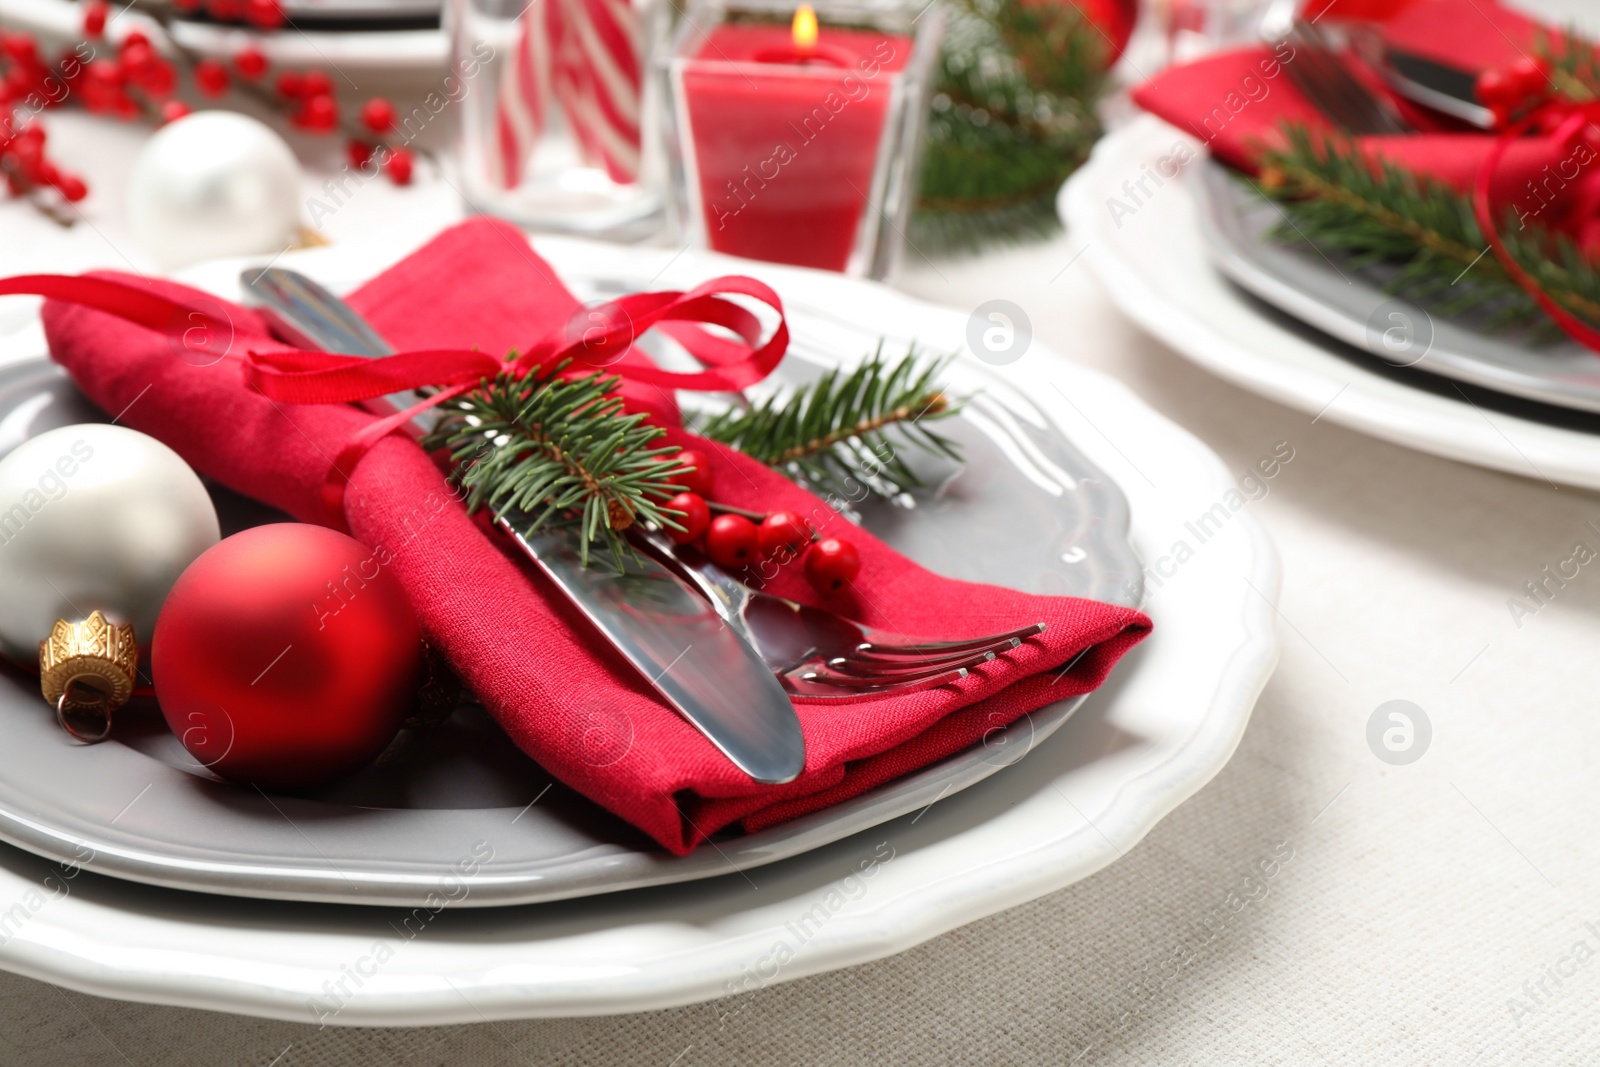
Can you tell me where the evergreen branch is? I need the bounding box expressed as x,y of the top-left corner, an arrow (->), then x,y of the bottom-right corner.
693,347 -> 963,502
1538,25 -> 1600,101
913,0 -> 1109,254
421,358 -> 687,567
1255,124 -> 1600,335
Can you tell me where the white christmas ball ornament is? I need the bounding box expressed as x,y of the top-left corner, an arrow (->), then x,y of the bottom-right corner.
127,111 -> 303,269
0,425 -> 220,662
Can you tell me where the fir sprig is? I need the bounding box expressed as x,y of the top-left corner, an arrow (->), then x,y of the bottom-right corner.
694,348 -> 962,502
1540,25 -> 1600,101
422,359 -> 687,567
1255,124 -> 1600,335
912,0 -> 1109,254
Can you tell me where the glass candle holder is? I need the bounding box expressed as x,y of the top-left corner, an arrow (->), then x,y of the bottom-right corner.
654,0 -> 943,278
449,0 -> 666,240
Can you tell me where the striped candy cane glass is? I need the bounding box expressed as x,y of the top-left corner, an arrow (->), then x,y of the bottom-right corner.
450,0 -> 666,239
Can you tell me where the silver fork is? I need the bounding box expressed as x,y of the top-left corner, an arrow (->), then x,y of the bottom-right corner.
637,531 -> 1046,702
1276,18 -> 1412,136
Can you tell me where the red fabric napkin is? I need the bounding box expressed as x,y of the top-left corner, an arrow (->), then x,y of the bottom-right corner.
1132,1 -> 1600,248
40,218 -> 1151,854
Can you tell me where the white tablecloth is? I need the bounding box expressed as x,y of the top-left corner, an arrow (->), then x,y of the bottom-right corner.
4,26 -> 1600,1064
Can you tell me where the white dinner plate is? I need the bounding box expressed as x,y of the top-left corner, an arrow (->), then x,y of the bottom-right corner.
0,0 -> 447,74
1191,158 -> 1600,415
0,235 -> 1278,1023
0,267 -> 1142,907
1063,115 -> 1600,493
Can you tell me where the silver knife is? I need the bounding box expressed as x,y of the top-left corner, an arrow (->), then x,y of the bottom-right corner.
240,266 -> 807,785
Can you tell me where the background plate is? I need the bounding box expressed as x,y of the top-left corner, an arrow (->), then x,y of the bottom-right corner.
1192,158 -> 1600,416
1064,115 -> 1600,492
0,252 -> 1141,907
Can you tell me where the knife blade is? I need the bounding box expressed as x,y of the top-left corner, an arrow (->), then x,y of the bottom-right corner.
239,266 -> 807,785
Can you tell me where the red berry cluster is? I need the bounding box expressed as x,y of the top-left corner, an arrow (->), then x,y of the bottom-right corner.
0,122 -> 86,203
172,0 -> 287,30
1,1 -> 421,220
0,33 -> 89,206
660,450 -> 862,596
1475,56 -> 1553,128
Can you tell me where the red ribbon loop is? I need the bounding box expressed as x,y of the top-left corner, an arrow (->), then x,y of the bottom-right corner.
0,269 -> 790,530
243,275 -> 788,405
1473,101 -> 1600,354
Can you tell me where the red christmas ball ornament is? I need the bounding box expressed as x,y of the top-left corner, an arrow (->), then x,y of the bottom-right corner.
664,491 -> 710,543
152,524 -> 422,791
705,513 -> 759,568
757,510 -> 811,562
805,536 -> 860,594
1018,0 -> 1135,62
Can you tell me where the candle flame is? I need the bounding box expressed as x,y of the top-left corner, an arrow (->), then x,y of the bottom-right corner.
792,3 -> 818,50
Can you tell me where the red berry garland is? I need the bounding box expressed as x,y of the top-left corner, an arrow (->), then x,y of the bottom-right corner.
385,146 -> 415,186
705,514 -> 760,569
193,57 -> 229,97
654,449 -> 860,596
665,491 -> 710,543
360,96 -> 396,134
757,511 -> 811,561
668,448 -> 715,496
804,538 -> 861,594
0,5 -> 424,222
1475,55 -> 1552,128
82,0 -> 109,37
235,46 -> 269,80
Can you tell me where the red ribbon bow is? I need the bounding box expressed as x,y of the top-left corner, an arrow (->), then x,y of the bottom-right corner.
1474,99 -> 1600,352
0,271 -> 789,526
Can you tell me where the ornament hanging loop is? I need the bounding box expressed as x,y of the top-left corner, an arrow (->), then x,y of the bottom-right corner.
39,612 -> 139,745
56,682 -> 114,744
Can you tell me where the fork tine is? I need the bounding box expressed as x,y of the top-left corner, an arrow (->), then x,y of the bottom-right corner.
843,635 -> 1022,669
825,650 -> 998,680
856,622 -> 1047,658
789,663 -> 969,692
1284,21 -> 1410,136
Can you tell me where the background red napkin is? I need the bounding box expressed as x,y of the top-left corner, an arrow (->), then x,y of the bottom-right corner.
1132,1 -> 1600,247
41,218 -> 1150,854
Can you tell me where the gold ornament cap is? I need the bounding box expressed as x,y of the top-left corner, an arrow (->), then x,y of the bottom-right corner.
39,612 -> 139,743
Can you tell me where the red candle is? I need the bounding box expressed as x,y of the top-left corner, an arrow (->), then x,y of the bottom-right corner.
679,9 -> 912,272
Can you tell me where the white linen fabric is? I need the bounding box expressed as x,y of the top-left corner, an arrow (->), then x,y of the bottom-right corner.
2,5 -> 1599,1055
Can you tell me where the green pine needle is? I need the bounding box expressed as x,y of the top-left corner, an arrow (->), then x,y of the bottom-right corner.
1254,123 -> 1600,337
422,358 -> 687,568
1541,25 -> 1600,101
912,0 -> 1110,254
693,347 -> 963,503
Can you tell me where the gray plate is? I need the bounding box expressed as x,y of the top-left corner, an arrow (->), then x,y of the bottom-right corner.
0,343 -> 1141,908
1192,159 -> 1600,415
